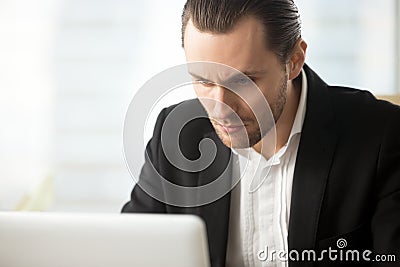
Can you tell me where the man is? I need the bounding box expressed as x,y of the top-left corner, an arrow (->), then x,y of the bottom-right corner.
122,0 -> 400,266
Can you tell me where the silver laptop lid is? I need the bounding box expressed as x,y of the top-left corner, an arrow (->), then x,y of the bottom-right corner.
0,212 -> 210,267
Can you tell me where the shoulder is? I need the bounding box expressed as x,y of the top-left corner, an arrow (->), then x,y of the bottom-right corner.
303,64 -> 400,124
326,85 -> 400,131
327,85 -> 399,111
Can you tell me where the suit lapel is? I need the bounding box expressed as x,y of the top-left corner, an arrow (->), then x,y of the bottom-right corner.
288,65 -> 338,266
193,65 -> 337,266
197,130 -> 233,267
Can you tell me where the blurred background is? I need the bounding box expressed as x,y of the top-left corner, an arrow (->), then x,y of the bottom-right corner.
0,0 -> 399,212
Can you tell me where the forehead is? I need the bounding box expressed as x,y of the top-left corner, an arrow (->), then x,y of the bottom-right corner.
183,16 -> 278,72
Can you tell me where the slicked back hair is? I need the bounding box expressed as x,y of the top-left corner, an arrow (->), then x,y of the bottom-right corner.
181,0 -> 301,64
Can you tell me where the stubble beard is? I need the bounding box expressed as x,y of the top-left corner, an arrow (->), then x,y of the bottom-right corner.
212,76 -> 288,149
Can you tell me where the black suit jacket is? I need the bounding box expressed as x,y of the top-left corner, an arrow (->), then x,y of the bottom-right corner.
122,65 -> 400,266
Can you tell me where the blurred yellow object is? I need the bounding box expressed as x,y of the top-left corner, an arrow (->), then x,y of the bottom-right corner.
15,176 -> 54,211
377,95 -> 400,105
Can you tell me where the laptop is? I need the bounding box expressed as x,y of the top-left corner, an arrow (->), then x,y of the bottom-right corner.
0,212 -> 210,267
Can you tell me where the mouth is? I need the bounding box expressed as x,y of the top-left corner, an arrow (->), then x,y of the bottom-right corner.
215,122 -> 245,134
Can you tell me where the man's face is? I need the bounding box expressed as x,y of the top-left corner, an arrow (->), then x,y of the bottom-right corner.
184,17 -> 288,149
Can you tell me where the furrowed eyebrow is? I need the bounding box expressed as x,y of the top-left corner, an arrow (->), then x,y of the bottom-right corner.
188,70 -> 265,83
224,71 -> 263,82
241,70 -> 265,77
188,72 -> 209,81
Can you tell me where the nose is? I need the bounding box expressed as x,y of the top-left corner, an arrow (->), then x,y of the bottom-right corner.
213,85 -> 234,121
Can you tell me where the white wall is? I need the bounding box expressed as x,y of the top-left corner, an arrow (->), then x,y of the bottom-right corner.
298,0 -> 397,94
0,0 -> 397,212
51,0 -> 187,212
0,0 -> 56,210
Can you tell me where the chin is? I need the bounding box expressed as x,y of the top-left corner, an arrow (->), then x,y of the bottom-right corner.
215,129 -> 261,149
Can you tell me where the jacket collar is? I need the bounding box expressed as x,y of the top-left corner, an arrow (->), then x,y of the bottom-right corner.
196,64 -> 338,267
197,130 -> 233,267
288,64 -> 338,266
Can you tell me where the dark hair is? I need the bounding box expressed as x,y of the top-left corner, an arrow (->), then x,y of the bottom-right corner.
181,0 -> 301,64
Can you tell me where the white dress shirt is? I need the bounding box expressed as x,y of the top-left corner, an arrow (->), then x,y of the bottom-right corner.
226,69 -> 308,267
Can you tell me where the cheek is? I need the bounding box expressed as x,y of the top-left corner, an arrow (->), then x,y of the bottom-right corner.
242,81 -> 281,121
255,77 -> 284,103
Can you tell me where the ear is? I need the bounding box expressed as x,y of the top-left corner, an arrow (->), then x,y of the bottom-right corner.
287,39 -> 307,80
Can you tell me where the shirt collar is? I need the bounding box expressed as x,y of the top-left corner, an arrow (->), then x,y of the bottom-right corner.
289,68 -> 307,138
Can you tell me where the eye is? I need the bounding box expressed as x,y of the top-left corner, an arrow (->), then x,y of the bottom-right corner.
229,76 -> 251,86
197,80 -> 215,87
237,77 -> 249,85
